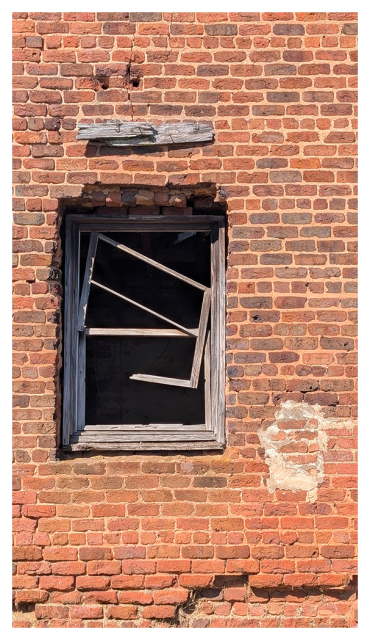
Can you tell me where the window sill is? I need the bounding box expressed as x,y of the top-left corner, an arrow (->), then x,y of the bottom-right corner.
64,440 -> 224,452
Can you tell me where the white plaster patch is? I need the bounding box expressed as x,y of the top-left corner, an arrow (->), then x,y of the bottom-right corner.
257,400 -> 355,503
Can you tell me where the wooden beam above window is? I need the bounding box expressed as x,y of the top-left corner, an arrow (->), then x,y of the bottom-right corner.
76,121 -> 214,147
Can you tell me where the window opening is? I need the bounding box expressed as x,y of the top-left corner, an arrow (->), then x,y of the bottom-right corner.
62,215 -> 225,451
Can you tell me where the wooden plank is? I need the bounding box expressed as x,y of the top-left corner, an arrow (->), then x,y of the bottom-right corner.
82,424 -> 207,431
67,441 -> 224,452
71,431 -> 216,443
76,120 -> 214,147
77,121 -> 154,139
97,233 -> 207,291
68,214 -> 223,228
68,214 -> 222,222
210,222 -> 220,444
90,279 -> 197,337
84,328 -> 198,337
189,288 -> 211,388
210,221 -> 226,445
77,231 -> 98,331
129,374 -> 192,387
204,330 -> 211,431
62,219 -> 79,445
217,220 -> 226,444
76,332 -> 86,432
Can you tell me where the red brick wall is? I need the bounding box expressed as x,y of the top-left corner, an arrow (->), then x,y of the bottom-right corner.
12,12 -> 358,628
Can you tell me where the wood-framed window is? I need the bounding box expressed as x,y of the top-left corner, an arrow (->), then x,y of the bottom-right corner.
62,213 -> 225,451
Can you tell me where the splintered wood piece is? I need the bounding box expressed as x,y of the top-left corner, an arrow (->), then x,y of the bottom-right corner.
189,287 -> 211,388
90,279 -> 197,337
77,232 -> 98,331
76,121 -> 214,147
97,233 -> 207,291
84,328 -> 199,337
129,374 -> 192,387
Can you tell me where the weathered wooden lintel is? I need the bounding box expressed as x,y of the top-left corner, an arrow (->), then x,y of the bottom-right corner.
76,120 -> 214,147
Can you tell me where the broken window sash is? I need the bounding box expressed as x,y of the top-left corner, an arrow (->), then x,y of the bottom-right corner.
77,232 -> 211,388
62,216 -> 225,450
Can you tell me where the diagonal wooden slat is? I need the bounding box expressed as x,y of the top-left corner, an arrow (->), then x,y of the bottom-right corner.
97,233 -> 207,291
90,279 -> 197,337
189,288 -> 211,388
77,232 -> 98,331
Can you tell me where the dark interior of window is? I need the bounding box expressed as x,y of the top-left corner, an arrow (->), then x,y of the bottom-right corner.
81,230 -> 210,426
85,336 -> 205,425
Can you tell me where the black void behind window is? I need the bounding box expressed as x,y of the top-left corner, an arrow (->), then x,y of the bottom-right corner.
62,215 -> 225,451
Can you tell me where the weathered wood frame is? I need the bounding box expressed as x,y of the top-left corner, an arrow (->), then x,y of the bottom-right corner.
76,121 -> 214,148
62,215 -> 225,451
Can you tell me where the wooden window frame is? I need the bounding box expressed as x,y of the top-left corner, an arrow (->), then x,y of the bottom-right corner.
62,214 -> 225,451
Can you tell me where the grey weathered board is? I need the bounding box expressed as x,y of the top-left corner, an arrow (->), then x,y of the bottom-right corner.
77,231 -> 98,331
76,121 -> 214,147
129,374 -> 192,387
71,431 -> 216,443
84,328 -> 199,337
69,441 -> 223,451
189,288 -> 211,388
82,423 -> 207,431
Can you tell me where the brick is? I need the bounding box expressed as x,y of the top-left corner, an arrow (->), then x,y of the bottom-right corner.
51,562 -> 85,575
267,92 -> 300,102
273,24 -> 305,35
39,576 -> 74,591
71,605 -> 103,619
35,604 -> 69,620
142,605 -> 176,619
106,605 -> 137,620
130,13 -> 162,21
205,25 -> 237,36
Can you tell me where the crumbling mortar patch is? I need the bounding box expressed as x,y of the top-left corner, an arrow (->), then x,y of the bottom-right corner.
258,400 -> 357,503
